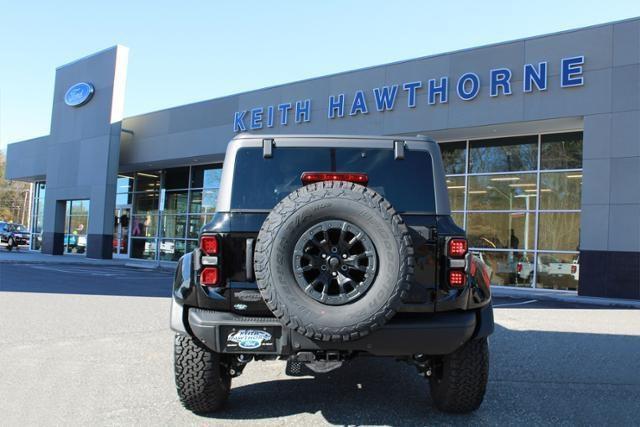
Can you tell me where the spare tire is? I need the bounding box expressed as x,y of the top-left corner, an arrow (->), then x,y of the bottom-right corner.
254,180 -> 414,342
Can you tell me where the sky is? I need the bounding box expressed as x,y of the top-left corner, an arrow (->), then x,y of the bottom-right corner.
1,1 -> 639,150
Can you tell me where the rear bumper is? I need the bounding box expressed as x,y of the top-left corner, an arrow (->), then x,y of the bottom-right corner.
182,304 -> 493,357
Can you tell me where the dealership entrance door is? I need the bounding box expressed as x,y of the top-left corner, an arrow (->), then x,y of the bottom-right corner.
113,207 -> 131,258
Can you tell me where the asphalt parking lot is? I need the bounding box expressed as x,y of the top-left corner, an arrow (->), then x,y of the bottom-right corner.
1,262 -> 639,426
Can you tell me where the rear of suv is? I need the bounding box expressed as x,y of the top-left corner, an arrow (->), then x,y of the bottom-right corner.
171,134 -> 493,415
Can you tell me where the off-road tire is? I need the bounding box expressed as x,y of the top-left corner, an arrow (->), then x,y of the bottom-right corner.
174,334 -> 231,414
254,180 -> 414,342
429,338 -> 489,413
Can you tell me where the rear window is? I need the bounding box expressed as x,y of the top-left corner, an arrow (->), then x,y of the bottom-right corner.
231,147 -> 436,212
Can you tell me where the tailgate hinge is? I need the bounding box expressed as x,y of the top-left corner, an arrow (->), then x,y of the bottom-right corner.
263,138 -> 274,158
394,140 -> 405,160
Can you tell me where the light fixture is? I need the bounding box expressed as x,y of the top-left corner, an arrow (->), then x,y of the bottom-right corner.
567,174 -> 583,179
490,177 -> 520,182
447,185 -> 466,189
137,172 -> 158,178
525,189 -> 537,193
509,183 -> 537,187
468,190 -> 488,194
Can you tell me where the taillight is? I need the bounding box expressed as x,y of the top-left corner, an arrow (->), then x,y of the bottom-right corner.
448,238 -> 468,258
571,265 -> 577,274
200,235 -> 218,255
517,263 -> 522,273
301,172 -> 368,186
200,267 -> 219,286
449,270 -> 466,287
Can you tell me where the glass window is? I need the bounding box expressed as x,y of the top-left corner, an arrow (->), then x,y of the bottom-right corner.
134,172 -> 160,192
131,215 -> 157,238
536,252 -> 579,290
192,165 -> 222,189
541,132 -> 582,170
187,214 -> 213,238
163,191 -> 188,214
469,136 -> 538,173
467,212 -> 536,251
130,238 -> 157,260
440,141 -> 466,174
446,176 -> 466,211
160,239 -> 186,261
116,193 -> 132,205
467,173 -> 537,211
231,147 -> 436,212
189,189 -> 218,214
539,172 -> 582,210
164,167 -> 190,190
162,215 -> 187,239
537,212 -> 580,251
451,212 -> 464,229
471,250 -> 534,287
116,175 -> 133,193
133,192 -> 159,215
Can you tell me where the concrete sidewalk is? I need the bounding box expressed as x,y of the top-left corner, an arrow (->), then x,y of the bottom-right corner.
492,286 -> 640,309
0,249 -> 176,271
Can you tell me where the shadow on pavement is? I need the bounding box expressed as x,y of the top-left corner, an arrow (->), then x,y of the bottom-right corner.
196,324 -> 640,425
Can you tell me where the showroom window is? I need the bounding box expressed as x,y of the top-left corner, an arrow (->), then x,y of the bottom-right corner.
64,200 -> 90,254
440,131 -> 582,291
128,164 -> 222,261
30,182 -> 46,250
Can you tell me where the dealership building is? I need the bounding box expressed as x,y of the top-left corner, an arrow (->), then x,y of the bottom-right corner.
5,18 -> 640,299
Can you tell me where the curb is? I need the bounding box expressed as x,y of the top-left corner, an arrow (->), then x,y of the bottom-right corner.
492,286 -> 640,309
0,258 -> 174,272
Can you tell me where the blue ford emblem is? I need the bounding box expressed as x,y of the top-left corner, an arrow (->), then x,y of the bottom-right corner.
64,82 -> 95,107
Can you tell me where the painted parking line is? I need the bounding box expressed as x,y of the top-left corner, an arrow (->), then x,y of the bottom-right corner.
493,299 -> 538,307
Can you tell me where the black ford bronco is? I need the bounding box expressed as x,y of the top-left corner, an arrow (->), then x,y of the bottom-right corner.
171,134 -> 493,414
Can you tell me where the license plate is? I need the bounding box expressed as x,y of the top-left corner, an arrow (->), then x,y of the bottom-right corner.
221,326 -> 279,352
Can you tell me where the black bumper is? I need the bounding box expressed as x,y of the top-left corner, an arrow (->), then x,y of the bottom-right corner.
186,305 -> 493,357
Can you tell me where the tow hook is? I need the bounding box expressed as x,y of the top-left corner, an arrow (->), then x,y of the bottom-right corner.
228,354 -> 251,377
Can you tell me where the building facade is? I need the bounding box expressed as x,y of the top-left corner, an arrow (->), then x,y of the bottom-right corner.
6,19 -> 640,299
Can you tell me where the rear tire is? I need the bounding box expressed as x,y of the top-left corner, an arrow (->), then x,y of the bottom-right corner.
429,338 -> 489,413
174,334 -> 231,414
6,238 -> 14,251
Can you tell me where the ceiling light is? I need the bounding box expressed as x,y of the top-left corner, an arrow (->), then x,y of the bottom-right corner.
490,177 -> 520,182
567,174 -> 583,179
509,183 -> 537,187
447,185 -> 466,189
137,172 -> 158,178
468,190 -> 488,194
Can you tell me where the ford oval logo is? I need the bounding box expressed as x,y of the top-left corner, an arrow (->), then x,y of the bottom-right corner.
64,82 -> 95,107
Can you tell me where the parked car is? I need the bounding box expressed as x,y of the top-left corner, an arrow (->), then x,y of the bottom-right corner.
171,134 -> 494,415
0,222 -> 30,251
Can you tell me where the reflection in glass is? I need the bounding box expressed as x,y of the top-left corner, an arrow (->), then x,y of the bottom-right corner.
451,212 -> 464,229
539,172 -> 582,210
162,215 -> 187,239
130,238 -> 157,260
467,212 -> 535,251
160,239 -> 186,261
164,191 -> 188,214
467,174 -> 537,211
471,250 -> 534,287
192,165 -> 223,189
134,171 -> 161,191
187,214 -> 213,238
133,192 -> 159,215
538,212 -> 580,251
469,136 -> 538,173
446,176 -> 465,211
536,252 -> 579,290
131,215 -> 157,238
440,141 -> 466,174
541,132 -> 583,170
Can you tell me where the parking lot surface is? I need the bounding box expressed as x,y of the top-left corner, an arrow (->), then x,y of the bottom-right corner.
1,262 -> 639,426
